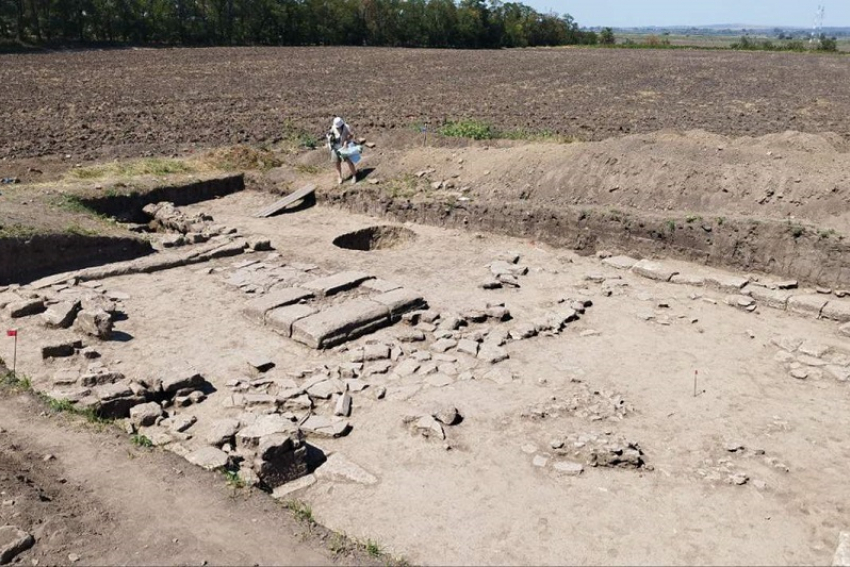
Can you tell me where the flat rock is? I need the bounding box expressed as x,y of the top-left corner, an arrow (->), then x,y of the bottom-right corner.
395,359 -> 420,376
484,367 -> 516,385
363,343 -> 391,361
41,300 -> 80,328
371,288 -> 426,320
632,259 -> 678,282
788,295 -> 828,318
362,279 -> 402,293
206,418 -> 241,446
186,446 -> 229,470
292,299 -> 389,349
553,461 -> 584,476
822,300 -> 850,323
236,414 -> 297,449
334,392 -> 352,417
271,473 -> 317,499
41,340 -> 82,359
478,345 -> 509,364
433,406 -> 461,425
6,298 -> 46,318
415,415 -> 445,439
242,287 -> 314,323
456,339 -> 479,356
52,369 -> 80,386
314,453 -> 377,485
0,526 -> 35,564
301,271 -> 372,297
301,415 -> 350,438
129,402 -> 163,428
670,274 -> 706,286
602,255 -> 638,270
426,373 -> 454,387
160,371 -> 204,394
431,338 -> 457,353
266,303 -> 316,337
833,531 -> 850,567
705,273 -> 749,293
748,286 -> 793,310
74,308 -> 113,339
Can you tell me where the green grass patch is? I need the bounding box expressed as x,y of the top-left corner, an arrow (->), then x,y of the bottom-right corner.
364,539 -> 382,558
68,158 -> 196,180
131,434 -> 153,448
439,119 -> 495,140
281,120 -> 320,150
0,223 -> 42,239
64,223 -> 101,237
384,174 -> 421,199
283,499 -> 315,524
223,469 -> 246,488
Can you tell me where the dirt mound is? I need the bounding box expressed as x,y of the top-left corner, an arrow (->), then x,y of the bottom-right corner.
374,129 -> 850,230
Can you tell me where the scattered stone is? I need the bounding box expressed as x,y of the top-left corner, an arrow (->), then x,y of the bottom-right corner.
397,330 -> 426,343
431,338 -> 457,353
271,473 -> 316,499
41,339 -> 83,359
67,553 -> 81,563
80,346 -> 100,359
817,286 -> 833,295
52,369 -> 79,386
725,441 -> 745,453
602,255 -> 638,270
833,531 -> 850,567
236,414 -> 298,449
705,274 -> 750,293
6,298 -> 46,318
752,479 -> 767,490
553,461 -> 584,476
728,473 -> 749,486
480,278 -> 502,290
306,378 -> 344,400
129,402 -> 163,428
314,453 -> 378,485
206,418 -> 241,447
395,359 -> 420,376
41,300 -> 81,328
726,295 -> 755,309
334,392 -> 352,417
426,373 -> 454,387
822,300 -> 850,323
798,355 -> 827,367
363,343 -> 391,361
414,415 -> 445,439
374,386 -> 387,399
248,238 -> 273,252
166,414 -> 197,433
532,454 -> 549,468
0,526 -> 35,564
510,323 -> 537,340
632,259 -> 677,282
790,368 -> 810,380
74,308 -> 113,339
254,433 -> 308,489
432,406 -> 461,426
300,415 -> 350,438
186,446 -> 230,470
478,345 -> 509,364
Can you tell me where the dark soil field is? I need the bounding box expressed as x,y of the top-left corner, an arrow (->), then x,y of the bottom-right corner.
1,46 -> 850,162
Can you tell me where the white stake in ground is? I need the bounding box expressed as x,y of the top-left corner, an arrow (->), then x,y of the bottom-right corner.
6,329 -> 17,377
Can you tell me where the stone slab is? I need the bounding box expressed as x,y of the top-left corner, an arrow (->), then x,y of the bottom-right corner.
185,446 -> 229,470
601,255 -> 638,270
371,288 -> 426,320
631,259 -> 678,282
266,303 -> 317,338
834,531 -> 850,567
271,473 -> 317,499
748,285 -> 793,310
822,300 -> 850,323
291,299 -> 389,349
788,295 -> 828,318
242,288 -> 314,323
314,453 -> 377,485
362,279 -> 403,293
705,273 -> 750,293
301,271 -> 373,297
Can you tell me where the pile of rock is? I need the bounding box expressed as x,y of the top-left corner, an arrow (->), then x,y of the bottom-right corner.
546,431 -> 647,471
771,336 -> 850,382
481,252 -> 528,289
521,385 -> 631,422
406,405 -> 462,441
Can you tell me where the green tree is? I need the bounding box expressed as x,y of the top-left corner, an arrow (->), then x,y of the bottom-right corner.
599,26 -> 614,45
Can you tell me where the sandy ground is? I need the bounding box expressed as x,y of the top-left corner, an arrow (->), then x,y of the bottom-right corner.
3,191 -> 849,565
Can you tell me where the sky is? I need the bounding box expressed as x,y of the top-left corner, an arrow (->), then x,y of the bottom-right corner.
521,1 -> 850,28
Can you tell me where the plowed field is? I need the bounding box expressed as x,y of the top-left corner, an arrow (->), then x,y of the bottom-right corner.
1,46 -> 849,160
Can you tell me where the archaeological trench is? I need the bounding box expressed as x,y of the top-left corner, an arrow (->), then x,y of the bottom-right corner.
2,151 -> 850,565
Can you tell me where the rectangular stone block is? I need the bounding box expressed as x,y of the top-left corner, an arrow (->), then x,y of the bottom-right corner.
362,279 -> 402,293
301,271 -> 373,297
371,288 -> 426,320
822,300 -> 850,323
242,287 -> 313,323
602,255 -> 638,270
705,273 -> 750,293
747,285 -> 793,310
266,304 -> 316,337
788,295 -> 828,318
6,298 -> 46,318
291,299 -> 389,349
632,259 -> 678,282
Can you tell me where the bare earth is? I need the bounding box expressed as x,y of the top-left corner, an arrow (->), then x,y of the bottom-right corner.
3,191 -> 850,565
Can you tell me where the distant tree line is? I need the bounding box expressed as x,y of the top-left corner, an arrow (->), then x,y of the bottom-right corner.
0,0 -> 602,48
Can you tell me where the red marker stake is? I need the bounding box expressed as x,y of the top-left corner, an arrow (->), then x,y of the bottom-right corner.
6,329 -> 17,378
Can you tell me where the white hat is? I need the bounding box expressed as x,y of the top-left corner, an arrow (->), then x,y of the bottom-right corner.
333,117 -> 344,128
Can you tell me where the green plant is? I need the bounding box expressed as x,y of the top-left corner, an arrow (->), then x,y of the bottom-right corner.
439,119 -> 494,140
223,469 -> 246,488
685,214 -> 702,224
131,434 -> 153,448
0,223 -> 41,239
789,223 -> 805,238
716,216 -> 725,226
64,224 -> 100,237
385,174 -> 420,199
364,539 -> 382,558
818,228 -> 838,239
284,500 -> 315,524
45,396 -> 76,413
666,219 -> 677,232
327,532 -> 350,555
293,164 -> 321,175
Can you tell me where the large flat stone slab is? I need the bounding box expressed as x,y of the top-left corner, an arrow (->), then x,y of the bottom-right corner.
747,285 -> 793,310
301,271 -> 373,297
788,294 -> 828,318
822,300 -> 850,323
705,273 -> 749,293
602,255 -> 638,270
266,304 -> 317,337
371,288 -> 426,319
631,259 -> 678,282
291,299 -> 389,349
834,531 -> 850,567
242,287 -> 314,323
